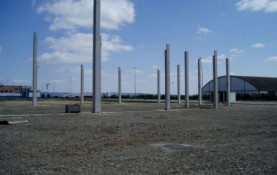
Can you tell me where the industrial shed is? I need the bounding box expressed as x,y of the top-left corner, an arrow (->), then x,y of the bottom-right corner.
0,85 -> 32,98
202,76 -> 277,101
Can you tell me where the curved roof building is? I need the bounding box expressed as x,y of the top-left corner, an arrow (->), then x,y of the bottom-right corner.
203,76 -> 277,94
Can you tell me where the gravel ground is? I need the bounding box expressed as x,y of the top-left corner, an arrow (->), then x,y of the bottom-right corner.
0,103 -> 276,174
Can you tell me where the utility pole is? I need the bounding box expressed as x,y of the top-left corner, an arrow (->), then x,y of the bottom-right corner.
157,69 -> 160,103
80,65 -> 84,105
118,67 -> 122,104
32,32 -> 38,106
213,50 -> 218,109
133,67 -> 136,98
198,57 -> 203,106
70,76 -> 72,97
165,44 -> 170,110
177,64 -> 181,104
226,58 -> 231,106
46,83 -> 50,99
92,0 -> 101,113
185,51 -> 189,108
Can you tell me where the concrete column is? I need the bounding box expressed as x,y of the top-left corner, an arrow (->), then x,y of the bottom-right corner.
185,51 -> 189,108
198,58 -> 202,106
157,69 -> 161,103
80,65 -> 84,105
213,50 -> 218,109
118,67 -> 122,104
32,32 -> 37,106
165,44 -> 170,110
92,0 -> 101,113
177,64 -> 181,104
226,58 -> 231,106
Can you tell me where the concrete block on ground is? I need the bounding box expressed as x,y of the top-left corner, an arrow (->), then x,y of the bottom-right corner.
65,104 -> 81,113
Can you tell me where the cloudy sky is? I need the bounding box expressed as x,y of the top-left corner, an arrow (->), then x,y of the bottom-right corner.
0,0 -> 276,94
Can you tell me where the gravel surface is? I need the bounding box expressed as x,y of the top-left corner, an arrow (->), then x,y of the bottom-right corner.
0,103 -> 276,174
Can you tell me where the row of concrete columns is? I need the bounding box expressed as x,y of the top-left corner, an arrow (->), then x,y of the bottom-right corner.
162,45 -> 231,110
32,37 -> 230,111
114,47 -> 231,110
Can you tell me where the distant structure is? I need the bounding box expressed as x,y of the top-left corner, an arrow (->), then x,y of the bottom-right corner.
202,76 -> 277,102
0,85 -> 33,98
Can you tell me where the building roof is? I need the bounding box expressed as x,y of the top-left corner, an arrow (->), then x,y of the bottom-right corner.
233,76 -> 277,91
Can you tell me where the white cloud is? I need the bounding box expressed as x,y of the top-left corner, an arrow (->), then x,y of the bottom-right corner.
201,53 -> 226,64
55,66 -> 84,74
50,79 -> 67,84
236,0 -> 277,13
266,56 -> 277,62
37,0 -> 135,31
230,48 -> 244,54
266,1 -> 277,12
230,48 -> 244,58
102,34 -> 133,56
218,54 -> 226,60
197,27 -> 213,34
152,65 -> 158,70
251,43 -> 265,48
11,80 -> 28,85
148,73 -> 157,78
201,58 -> 212,64
39,32 -> 133,64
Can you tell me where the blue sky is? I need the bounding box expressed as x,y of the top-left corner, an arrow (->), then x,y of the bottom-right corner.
0,0 -> 276,95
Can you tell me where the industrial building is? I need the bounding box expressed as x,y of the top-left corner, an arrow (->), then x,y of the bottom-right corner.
202,76 -> 277,101
0,85 -> 34,98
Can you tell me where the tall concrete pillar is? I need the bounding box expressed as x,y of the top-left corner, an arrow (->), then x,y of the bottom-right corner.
226,58 -> 231,106
157,69 -> 161,103
213,50 -> 218,109
165,44 -> 170,110
32,32 -> 38,106
185,51 -> 189,108
198,58 -> 202,106
177,64 -> 181,104
118,67 -> 122,104
80,65 -> 84,105
92,0 -> 101,113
